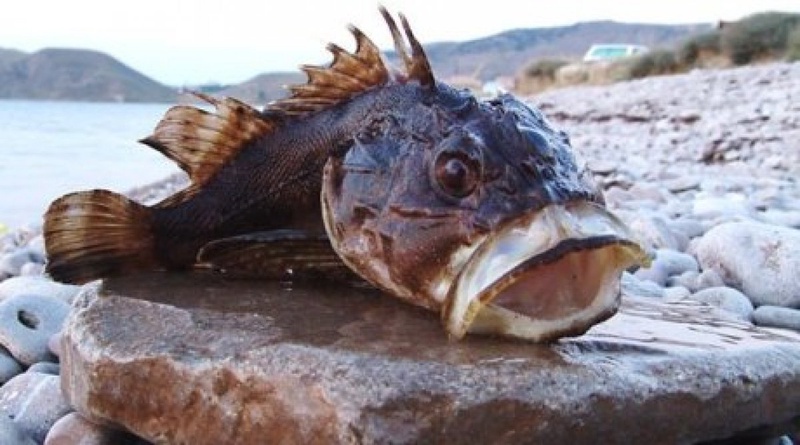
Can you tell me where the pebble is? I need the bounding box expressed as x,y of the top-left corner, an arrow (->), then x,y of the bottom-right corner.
0,294 -> 71,366
690,222 -> 800,308
752,306 -> 800,332
622,272 -> 665,299
27,362 -> 60,376
0,249 -> 36,277
44,412 -> 141,445
0,372 -> 73,444
0,347 -> 23,385
687,287 -> 754,321
0,276 -> 82,305
634,248 -> 699,286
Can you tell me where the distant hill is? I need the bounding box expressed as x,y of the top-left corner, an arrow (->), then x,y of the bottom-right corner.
0,48 -> 176,103
387,20 -> 712,81
223,20 -> 711,103
218,72 -> 304,106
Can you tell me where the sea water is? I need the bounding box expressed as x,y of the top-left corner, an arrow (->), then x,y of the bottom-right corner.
0,100 -> 180,229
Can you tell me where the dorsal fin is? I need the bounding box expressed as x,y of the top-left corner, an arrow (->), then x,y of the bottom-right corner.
267,7 -> 435,117
140,92 -> 275,206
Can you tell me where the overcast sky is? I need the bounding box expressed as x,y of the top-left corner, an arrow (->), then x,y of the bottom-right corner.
3,0 -> 798,85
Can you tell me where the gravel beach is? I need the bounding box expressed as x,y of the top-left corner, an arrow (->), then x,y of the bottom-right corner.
1,61 -> 799,443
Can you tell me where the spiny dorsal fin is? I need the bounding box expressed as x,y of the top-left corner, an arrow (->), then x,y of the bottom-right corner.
140,92 -> 275,206
267,7 -> 435,117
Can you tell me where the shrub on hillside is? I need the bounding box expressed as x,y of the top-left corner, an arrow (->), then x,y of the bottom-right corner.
721,12 -> 800,64
522,58 -> 570,80
623,49 -> 680,79
787,25 -> 800,61
678,31 -> 722,66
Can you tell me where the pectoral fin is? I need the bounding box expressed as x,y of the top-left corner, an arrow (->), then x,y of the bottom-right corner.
197,230 -> 360,282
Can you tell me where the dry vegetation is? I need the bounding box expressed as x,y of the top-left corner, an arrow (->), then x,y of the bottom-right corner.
516,12 -> 800,94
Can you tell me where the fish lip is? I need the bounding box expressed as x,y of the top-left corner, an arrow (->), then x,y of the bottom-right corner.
442,201 -> 648,342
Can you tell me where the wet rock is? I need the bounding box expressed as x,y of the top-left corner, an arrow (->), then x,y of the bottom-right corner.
691,222 -> 800,308
0,346 -> 23,385
60,274 -> 800,445
44,412 -> 144,445
0,372 -> 73,444
0,294 -> 70,366
0,416 -> 36,445
687,287 -> 754,321
753,306 -> 800,332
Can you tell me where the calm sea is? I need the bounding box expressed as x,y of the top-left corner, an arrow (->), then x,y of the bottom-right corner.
0,100 -> 180,230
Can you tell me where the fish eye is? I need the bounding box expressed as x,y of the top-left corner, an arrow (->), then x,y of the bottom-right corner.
431,142 -> 482,199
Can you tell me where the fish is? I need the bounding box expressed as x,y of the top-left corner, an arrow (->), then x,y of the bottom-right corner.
43,8 -> 648,342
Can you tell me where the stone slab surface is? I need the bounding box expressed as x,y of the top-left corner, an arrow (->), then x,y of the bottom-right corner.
60,273 -> 800,445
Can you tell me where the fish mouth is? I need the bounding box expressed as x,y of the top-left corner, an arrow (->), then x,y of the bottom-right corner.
443,201 -> 648,342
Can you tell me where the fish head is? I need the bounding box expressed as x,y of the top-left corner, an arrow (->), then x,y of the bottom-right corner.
322,85 -> 648,342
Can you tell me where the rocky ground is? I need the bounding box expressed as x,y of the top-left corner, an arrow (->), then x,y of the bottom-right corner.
1,61 -> 799,444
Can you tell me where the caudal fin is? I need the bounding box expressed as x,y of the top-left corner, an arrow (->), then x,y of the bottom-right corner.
43,190 -> 158,284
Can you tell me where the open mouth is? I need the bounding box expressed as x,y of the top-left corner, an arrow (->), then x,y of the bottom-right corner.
443,201 -> 649,342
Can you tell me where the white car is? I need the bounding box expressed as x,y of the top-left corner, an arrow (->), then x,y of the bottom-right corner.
582,44 -> 649,62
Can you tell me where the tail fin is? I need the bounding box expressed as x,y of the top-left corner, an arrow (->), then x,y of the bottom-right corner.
43,190 -> 158,284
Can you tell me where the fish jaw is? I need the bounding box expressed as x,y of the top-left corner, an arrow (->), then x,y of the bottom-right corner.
442,201 -> 649,342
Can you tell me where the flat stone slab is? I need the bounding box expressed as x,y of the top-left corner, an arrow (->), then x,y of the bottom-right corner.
61,273 -> 800,445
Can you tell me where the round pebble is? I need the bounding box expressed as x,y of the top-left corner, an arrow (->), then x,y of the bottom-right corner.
0,249 -> 35,277
20,263 -> 44,277
0,372 -> 73,444
0,294 -> 71,366
622,272 -> 665,299
0,346 -> 23,385
0,276 -> 82,305
27,362 -> 60,376
690,222 -> 800,308
752,306 -> 800,332
44,412 -> 137,445
687,287 -> 754,321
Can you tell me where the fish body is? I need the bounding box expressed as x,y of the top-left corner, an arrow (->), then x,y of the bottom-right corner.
44,8 -> 647,342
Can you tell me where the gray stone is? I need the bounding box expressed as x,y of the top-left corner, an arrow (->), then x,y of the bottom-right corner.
753,306 -> 800,332
692,194 -> 756,221
663,286 -> 692,302
27,361 -> 60,376
0,249 -> 33,277
44,412 -> 143,445
0,294 -> 70,366
19,263 -> 44,277
690,222 -> 800,308
0,276 -> 81,304
0,372 -> 73,444
653,248 -> 699,276
59,274 -> 800,445
688,287 -> 754,321
0,416 -> 36,445
624,212 -> 683,250
622,271 -> 665,298
668,218 -> 706,239
633,262 -> 669,286
0,346 -> 23,385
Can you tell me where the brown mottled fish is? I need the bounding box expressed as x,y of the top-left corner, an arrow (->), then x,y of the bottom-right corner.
44,8 -> 648,342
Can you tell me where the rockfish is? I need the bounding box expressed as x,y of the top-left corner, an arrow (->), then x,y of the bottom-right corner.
44,8 -> 648,341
